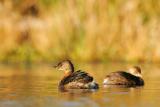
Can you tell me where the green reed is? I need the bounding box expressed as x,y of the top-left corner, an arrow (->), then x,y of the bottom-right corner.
0,0 -> 159,63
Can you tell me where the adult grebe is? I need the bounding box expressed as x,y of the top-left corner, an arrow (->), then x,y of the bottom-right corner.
103,66 -> 144,87
54,60 -> 99,90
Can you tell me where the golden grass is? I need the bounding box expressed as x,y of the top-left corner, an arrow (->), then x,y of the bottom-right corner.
0,0 -> 160,63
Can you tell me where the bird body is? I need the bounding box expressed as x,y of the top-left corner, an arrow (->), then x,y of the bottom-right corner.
103,66 -> 144,87
55,60 -> 99,90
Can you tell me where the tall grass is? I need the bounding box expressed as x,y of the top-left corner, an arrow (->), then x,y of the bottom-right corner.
0,0 -> 159,63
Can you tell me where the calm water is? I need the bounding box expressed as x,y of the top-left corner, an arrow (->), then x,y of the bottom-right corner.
0,63 -> 159,107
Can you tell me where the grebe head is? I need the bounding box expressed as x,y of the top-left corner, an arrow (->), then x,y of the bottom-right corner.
128,66 -> 142,78
54,60 -> 74,74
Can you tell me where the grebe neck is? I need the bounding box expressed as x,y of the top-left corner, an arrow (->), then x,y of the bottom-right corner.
64,70 -> 73,77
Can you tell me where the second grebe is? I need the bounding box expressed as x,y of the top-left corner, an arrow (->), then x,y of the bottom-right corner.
103,66 -> 144,87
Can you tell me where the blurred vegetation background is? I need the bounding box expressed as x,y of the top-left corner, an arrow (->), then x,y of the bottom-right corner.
0,0 -> 159,63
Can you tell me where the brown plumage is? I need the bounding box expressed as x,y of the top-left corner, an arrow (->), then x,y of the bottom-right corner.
54,60 -> 99,90
103,66 -> 144,87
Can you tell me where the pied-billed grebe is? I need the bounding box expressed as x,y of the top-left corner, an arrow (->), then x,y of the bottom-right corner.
103,66 -> 144,87
54,60 -> 99,90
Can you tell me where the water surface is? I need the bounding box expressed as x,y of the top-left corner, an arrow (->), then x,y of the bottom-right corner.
0,63 -> 159,107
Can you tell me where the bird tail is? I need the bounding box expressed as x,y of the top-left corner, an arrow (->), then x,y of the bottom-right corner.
87,81 -> 99,89
103,78 -> 109,85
